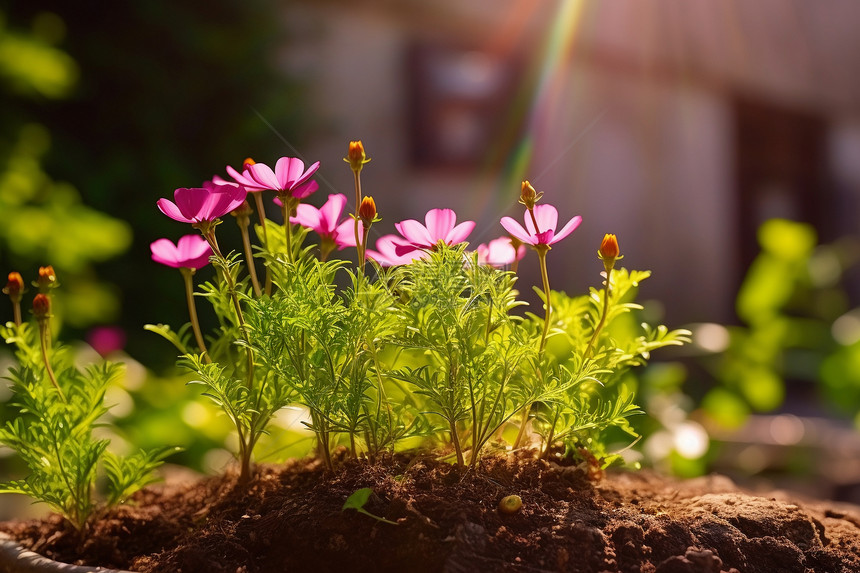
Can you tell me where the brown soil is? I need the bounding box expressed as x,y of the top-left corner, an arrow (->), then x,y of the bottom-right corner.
1,454 -> 859,573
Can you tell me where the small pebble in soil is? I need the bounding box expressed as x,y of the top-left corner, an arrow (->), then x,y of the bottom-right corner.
499,495 -> 523,514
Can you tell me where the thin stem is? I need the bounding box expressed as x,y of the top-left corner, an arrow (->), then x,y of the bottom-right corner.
353,170 -> 362,270
449,418 -> 465,466
180,268 -> 210,363
584,267 -> 612,360
203,230 -> 255,390
38,319 -> 65,402
536,246 -> 551,353
251,193 -> 273,296
279,196 -> 295,264
237,215 -> 262,296
12,302 -> 21,327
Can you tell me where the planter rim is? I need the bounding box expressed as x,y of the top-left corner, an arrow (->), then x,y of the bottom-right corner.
0,533 -> 132,573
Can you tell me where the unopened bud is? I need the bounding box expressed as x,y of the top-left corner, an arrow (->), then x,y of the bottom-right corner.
36,266 -> 57,291
344,140 -> 370,172
358,196 -> 377,227
518,180 -> 543,210
231,200 -> 254,219
598,233 -> 622,272
3,272 -> 24,302
33,293 -> 51,320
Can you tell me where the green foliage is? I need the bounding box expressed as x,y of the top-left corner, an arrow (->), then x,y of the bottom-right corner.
150,215 -> 687,478
698,218 -> 860,427
0,321 -> 178,530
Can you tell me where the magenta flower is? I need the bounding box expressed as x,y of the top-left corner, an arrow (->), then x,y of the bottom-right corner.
242,157 -> 320,199
366,235 -> 427,267
288,193 -> 363,249
500,204 -> 581,247
393,208 -> 476,256
476,237 -> 526,268
150,234 -> 213,269
157,181 -> 247,225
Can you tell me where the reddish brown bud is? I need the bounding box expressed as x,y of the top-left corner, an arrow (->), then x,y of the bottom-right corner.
231,200 -> 254,219
33,293 -> 51,320
3,272 -> 24,301
344,140 -> 370,172
36,266 -> 57,291
598,233 -> 622,271
358,196 -> 377,226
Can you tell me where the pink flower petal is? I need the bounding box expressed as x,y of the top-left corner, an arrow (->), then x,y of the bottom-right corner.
395,219 -> 434,247
549,215 -> 582,245
157,198 -> 192,224
444,220 -> 476,245
247,162 -> 282,191
319,194 -> 347,231
500,217 -> 532,244
174,188 -> 211,222
425,209 -> 456,242
150,238 -> 183,268
227,165 -> 266,192
292,160 -> 320,189
532,204 -> 559,234
290,203 -> 325,234
291,180 -> 319,199
275,157 -> 305,188
333,218 -> 364,249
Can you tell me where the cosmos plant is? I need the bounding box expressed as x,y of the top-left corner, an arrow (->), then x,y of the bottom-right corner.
144,143 -> 689,479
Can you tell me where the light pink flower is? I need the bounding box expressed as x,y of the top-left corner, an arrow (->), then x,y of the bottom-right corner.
288,193 -> 363,249
393,208 -> 476,257
150,234 -> 213,269
242,157 -> 320,199
500,204 -> 581,247
157,181 -> 247,225
366,235 -> 427,267
476,237 -> 527,268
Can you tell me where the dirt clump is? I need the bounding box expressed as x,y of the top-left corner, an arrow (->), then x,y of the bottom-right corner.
1,455 -> 859,572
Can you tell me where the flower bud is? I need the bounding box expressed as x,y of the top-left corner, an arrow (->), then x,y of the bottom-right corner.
358,196 -> 377,227
3,272 -> 24,302
231,200 -> 254,219
598,233 -> 622,272
344,140 -> 370,172
33,293 -> 51,320
36,266 -> 57,291
518,180 -> 543,210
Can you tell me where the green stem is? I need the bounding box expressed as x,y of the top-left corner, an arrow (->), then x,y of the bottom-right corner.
536,246 -> 551,353
237,215 -> 262,297
180,268 -> 210,363
251,192 -> 273,296
449,418 -> 465,466
584,267 -> 612,360
353,170 -> 363,270
279,197 -> 295,264
38,319 -> 65,402
12,302 -> 21,327
204,230 -> 255,390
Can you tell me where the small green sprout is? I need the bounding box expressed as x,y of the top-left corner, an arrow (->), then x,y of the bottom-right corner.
342,487 -> 398,525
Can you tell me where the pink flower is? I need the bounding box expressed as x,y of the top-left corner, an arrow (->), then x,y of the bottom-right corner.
241,157 -> 320,199
476,237 -> 526,268
288,193 -> 363,249
393,208 -> 476,257
366,235 -> 426,267
157,181 -> 247,225
87,326 -> 126,357
500,204 -> 581,247
150,234 -> 213,269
